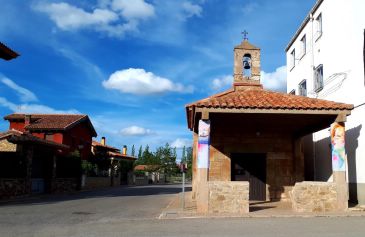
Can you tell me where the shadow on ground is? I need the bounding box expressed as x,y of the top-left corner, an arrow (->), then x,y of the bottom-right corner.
0,184 -> 192,207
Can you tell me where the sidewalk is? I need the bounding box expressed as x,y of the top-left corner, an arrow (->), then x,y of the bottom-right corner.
159,191 -> 365,219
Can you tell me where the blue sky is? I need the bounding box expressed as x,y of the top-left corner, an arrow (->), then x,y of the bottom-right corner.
0,0 -> 316,154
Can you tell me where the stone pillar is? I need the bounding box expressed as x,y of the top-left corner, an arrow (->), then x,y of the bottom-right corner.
331,121 -> 348,211
50,154 -> 57,193
24,145 -> 34,194
196,118 -> 210,213
192,131 -> 198,200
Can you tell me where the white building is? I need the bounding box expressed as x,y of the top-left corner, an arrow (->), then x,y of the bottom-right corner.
286,0 -> 365,204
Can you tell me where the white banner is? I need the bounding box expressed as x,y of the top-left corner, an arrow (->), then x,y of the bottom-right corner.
197,120 -> 210,169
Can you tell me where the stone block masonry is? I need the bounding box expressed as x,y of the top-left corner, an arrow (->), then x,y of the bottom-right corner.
209,181 -> 249,214
290,181 -> 338,212
0,178 -> 27,199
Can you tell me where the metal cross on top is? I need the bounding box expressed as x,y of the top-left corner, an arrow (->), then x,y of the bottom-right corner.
241,30 -> 248,40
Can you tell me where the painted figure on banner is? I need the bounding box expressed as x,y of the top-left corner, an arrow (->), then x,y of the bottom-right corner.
331,122 -> 346,171
198,120 -> 210,169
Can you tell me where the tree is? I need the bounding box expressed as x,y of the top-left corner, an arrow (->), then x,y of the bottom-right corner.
131,145 -> 135,157
186,147 -> 193,178
157,143 -> 178,176
137,145 -> 143,159
181,146 -> 186,163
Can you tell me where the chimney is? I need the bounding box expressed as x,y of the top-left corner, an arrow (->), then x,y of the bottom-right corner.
24,115 -> 31,127
101,137 -> 106,146
122,145 -> 127,155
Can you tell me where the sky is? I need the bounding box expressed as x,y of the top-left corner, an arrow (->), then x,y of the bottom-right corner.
0,0 -> 316,155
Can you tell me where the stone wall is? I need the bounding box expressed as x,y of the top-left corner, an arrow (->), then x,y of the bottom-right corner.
0,140 -> 17,152
290,181 -> 338,212
0,178 -> 27,199
209,181 -> 249,214
83,177 -> 111,190
53,178 -> 78,193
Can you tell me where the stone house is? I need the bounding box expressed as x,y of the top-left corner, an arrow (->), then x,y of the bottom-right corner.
0,130 -> 71,198
0,113 -> 97,198
88,137 -> 136,188
4,114 -> 97,160
185,39 -> 353,214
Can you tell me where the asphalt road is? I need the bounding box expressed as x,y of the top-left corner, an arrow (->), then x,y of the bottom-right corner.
0,184 -> 364,237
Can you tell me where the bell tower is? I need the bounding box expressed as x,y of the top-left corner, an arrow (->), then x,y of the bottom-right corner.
233,35 -> 261,86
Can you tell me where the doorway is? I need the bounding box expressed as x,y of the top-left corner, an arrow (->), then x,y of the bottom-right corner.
231,153 -> 266,201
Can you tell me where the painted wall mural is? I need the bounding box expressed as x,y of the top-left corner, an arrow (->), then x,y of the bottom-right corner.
331,122 -> 346,172
197,120 -> 210,169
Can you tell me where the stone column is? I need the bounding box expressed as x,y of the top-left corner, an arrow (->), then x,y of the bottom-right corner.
192,131 -> 198,200
51,154 -> 57,193
24,145 -> 34,195
196,118 -> 210,213
331,121 -> 348,211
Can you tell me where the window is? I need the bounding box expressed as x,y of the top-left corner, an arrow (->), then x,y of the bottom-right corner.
45,133 -> 54,141
314,64 -> 324,92
300,35 -> 306,57
289,89 -> 296,95
315,13 -> 322,40
290,49 -> 296,69
298,80 -> 307,96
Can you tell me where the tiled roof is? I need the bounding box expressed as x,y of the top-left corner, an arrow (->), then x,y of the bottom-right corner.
4,114 -> 97,136
187,87 -> 353,110
92,140 -> 120,152
134,164 -> 159,171
186,86 -> 353,130
0,129 -> 69,149
0,129 -> 23,139
0,42 -> 19,60
108,151 -> 137,161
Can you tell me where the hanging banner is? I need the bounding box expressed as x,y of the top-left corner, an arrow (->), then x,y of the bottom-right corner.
197,120 -> 210,169
331,122 -> 346,172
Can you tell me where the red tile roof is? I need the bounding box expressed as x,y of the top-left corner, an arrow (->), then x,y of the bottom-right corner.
0,42 -> 19,60
187,87 -> 353,110
186,86 -> 353,130
108,151 -> 137,161
92,140 -> 120,152
134,164 -> 159,171
4,114 -> 97,137
0,129 -> 69,149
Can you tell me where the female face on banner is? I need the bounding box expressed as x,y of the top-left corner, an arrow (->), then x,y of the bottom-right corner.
332,124 -> 345,149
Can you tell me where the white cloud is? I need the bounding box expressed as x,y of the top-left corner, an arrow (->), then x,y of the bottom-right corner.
102,68 -> 193,95
0,97 -> 79,114
0,97 -> 17,111
211,75 -> 232,90
35,2 -> 118,30
0,76 -> 38,102
0,75 -> 79,114
111,0 -> 155,20
120,126 -> 153,136
171,138 -> 192,149
210,66 -> 287,92
261,66 -> 287,92
34,1 -> 155,37
182,1 -> 202,18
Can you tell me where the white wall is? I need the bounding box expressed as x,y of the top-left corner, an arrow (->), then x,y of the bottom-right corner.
286,0 -> 365,203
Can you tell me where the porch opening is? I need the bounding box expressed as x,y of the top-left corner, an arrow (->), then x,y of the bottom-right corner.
231,153 -> 266,201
